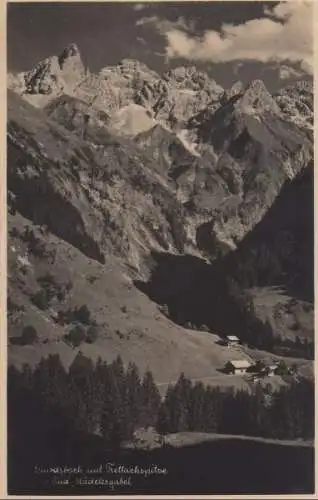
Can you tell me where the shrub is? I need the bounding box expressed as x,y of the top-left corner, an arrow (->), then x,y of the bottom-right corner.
29,239 -> 47,258
74,305 -> 91,325
21,325 -> 38,345
7,297 -> 25,315
275,360 -> 289,376
85,325 -> 99,344
65,281 -> 73,293
200,324 -> 211,332
31,290 -> 50,310
56,308 -> 74,325
9,227 -> 20,238
159,304 -> 170,317
22,228 -> 45,257
37,273 -> 56,295
36,274 -> 71,304
249,360 -> 265,373
303,302 -> 313,313
116,329 -> 125,340
86,275 -> 97,284
65,325 -> 86,348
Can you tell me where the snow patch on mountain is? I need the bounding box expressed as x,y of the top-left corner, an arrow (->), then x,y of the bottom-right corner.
108,104 -> 157,136
177,129 -> 200,157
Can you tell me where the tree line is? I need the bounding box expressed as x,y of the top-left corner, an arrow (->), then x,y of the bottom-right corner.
8,353 -> 314,451
158,373 -> 314,440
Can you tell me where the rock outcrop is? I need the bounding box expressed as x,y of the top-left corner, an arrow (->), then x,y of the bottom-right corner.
274,80 -> 313,131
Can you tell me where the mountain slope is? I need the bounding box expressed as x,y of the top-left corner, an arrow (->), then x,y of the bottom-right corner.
8,90 -> 190,270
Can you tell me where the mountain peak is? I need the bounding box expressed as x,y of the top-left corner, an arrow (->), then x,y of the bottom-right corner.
225,80 -> 244,100
246,79 -> 268,93
58,42 -> 85,86
235,79 -> 281,115
58,43 -> 81,64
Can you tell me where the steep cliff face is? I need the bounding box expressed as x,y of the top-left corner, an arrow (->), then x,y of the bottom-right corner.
8,90 -> 192,275
189,80 -> 313,256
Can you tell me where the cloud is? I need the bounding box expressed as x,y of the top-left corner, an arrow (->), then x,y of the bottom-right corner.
277,64 -> 305,80
233,62 -> 244,75
136,15 -> 160,27
143,1 -> 313,74
136,15 -> 196,33
133,3 -> 147,11
136,36 -> 147,45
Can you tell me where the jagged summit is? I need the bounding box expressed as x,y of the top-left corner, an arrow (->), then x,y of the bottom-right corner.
7,43 -> 312,137
234,79 -> 281,115
58,42 -> 81,63
225,81 -> 244,101
59,43 -> 81,68
8,43 -> 225,127
57,42 -> 86,86
17,42 -> 85,98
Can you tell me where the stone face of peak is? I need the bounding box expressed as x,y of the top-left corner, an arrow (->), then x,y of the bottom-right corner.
224,81 -> 244,101
275,80 -> 313,131
163,65 -> 223,95
58,43 -> 81,64
247,79 -> 267,90
24,56 -> 64,95
235,79 -> 281,115
100,59 -> 160,85
58,43 -> 86,86
8,46 -> 226,129
118,58 -> 150,71
17,43 -> 86,101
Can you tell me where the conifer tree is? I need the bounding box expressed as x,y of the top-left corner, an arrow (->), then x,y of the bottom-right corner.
140,370 -> 161,428
100,367 -> 133,447
156,401 -> 170,436
125,362 -> 142,428
110,355 -> 126,396
188,381 -> 206,431
165,374 -> 192,432
68,352 -> 96,432
34,354 -> 68,407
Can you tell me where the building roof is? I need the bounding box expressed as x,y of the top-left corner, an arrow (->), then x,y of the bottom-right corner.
263,360 -> 279,368
229,360 -> 252,369
226,335 -> 240,342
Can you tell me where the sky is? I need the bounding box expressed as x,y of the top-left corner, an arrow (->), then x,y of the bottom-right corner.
7,1 -> 314,91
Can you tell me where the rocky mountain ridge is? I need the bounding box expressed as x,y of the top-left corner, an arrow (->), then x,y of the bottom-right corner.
8,43 -> 313,132
8,43 -> 314,259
